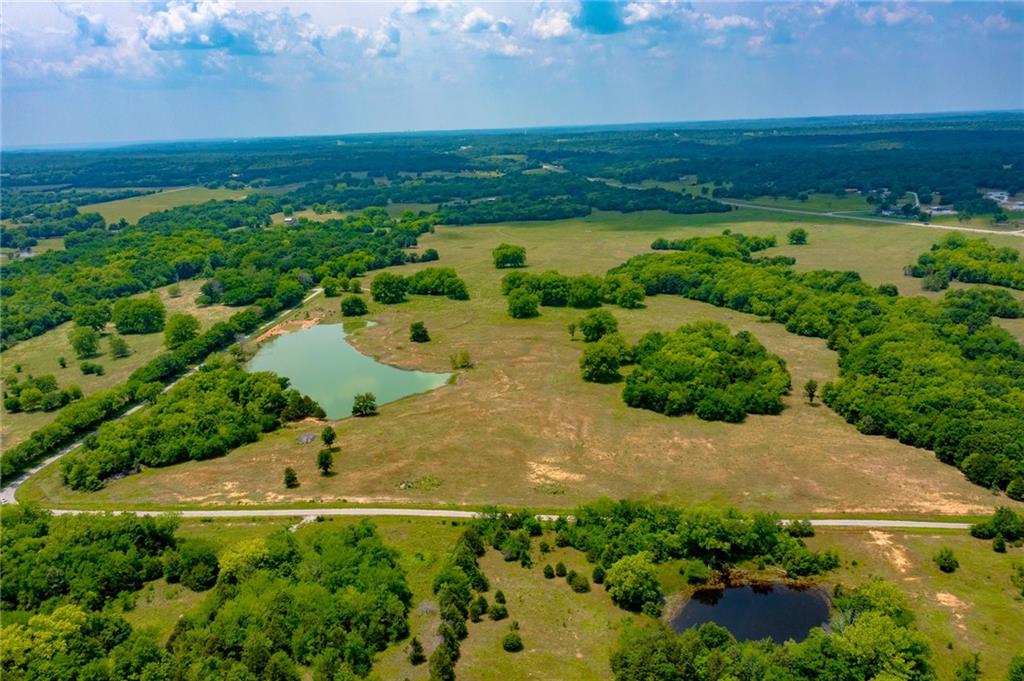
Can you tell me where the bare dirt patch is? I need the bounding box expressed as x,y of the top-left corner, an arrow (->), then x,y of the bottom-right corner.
868,531 -> 912,573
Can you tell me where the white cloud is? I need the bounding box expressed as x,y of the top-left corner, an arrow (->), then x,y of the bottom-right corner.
460,7 -> 513,35
531,7 -> 575,39
857,2 -> 933,27
704,14 -> 757,32
366,18 -> 401,57
58,4 -> 115,47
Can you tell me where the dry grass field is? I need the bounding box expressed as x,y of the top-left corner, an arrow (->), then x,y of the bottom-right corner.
19,209 -> 1024,517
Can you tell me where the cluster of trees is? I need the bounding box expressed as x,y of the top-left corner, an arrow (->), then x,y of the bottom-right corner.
609,234 -> 1024,492
59,358 -> 323,491
906,234 -> 1024,291
1,301 -> 277,484
651,232 -> 776,257
615,321 -> 791,422
493,243 -> 526,268
1,200 -> 431,348
370,267 -> 470,305
610,580 -> 935,680
3,373 -> 82,413
166,521 -> 411,679
501,269 -> 646,318
1,507 -> 413,681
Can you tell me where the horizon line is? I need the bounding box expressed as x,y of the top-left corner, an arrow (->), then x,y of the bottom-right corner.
3,107 -> 1023,154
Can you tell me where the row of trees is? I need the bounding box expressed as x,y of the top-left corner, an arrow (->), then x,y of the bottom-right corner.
501,269 -> 646,318
609,234 -> 1024,492
370,267 -> 470,304
59,358 -> 323,491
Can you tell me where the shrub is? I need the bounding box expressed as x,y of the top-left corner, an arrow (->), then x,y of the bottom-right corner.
971,507 -> 1024,541
450,350 -> 473,369
108,335 -> 132,359
507,288 -> 540,319
683,560 -> 710,585
340,295 -> 367,316
321,425 -> 336,446
555,562 -> 567,577
80,361 -> 105,376
283,467 -> 299,488
408,637 -> 425,665
493,243 -> 526,268
69,326 -> 101,358
933,547 -> 959,573
579,333 -> 631,383
317,449 -> 334,476
993,535 -> 1007,553
502,631 -> 523,652
489,604 -> 508,621
1007,478 -> 1024,502
787,227 -> 808,245
568,571 -> 590,593
494,590 -> 506,604
592,564 -> 606,584
410,321 -> 430,343
543,564 -> 555,579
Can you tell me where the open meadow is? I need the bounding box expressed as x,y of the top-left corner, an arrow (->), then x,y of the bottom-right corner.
19,209 -> 1024,518
86,186 -> 248,223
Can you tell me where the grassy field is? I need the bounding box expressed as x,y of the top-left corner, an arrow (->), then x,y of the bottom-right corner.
744,192 -> 873,212
807,529 -> 1024,680
106,515 -> 1023,680
86,186 -> 248,223
0,280 -> 237,449
20,209 -> 1024,516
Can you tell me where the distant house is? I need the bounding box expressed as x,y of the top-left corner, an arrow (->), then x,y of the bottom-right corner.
284,216 -> 297,225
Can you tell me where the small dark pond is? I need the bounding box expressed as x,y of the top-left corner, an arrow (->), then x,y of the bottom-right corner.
669,583 -> 829,644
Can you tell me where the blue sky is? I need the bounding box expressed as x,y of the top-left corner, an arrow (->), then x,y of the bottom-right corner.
2,1 -> 1022,147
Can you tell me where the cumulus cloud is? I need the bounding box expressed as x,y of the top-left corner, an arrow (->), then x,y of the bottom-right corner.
459,7 -> 513,35
59,4 -> 115,47
532,7 -> 575,39
366,18 -> 401,57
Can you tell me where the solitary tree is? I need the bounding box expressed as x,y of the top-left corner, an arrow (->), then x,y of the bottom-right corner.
579,309 -> 618,343
68,326 -> 100,359
164,313 -> 200,349
567,322 -> 577,340
492,243 -> 527,268
352,392 -> 378,417
283,467 -> 299,488
787,228 -> 809,245
803,379 -> 819,404
410,321 -> 430,343
112,295 -> 166,334
340,295 -> 368,317
108,335 -> 132,359
321,425 -> 336,447
317,449 -> 334,476
605,552 -> 662,611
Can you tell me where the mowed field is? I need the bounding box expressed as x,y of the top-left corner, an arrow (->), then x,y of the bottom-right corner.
87,186 -> 248,223
20,208 -> 1024,517
0,280 -> 237,449
110,515 -> 1024,681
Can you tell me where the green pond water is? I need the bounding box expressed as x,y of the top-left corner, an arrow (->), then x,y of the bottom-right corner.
247,323 -> 450,419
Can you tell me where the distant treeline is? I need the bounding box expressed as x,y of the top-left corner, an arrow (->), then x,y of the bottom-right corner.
610,233 -> 1024,493
906,233 -> 1024,291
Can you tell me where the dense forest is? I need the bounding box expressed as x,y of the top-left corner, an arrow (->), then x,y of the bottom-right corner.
0,506 -> 412,680
610,233 -> 1024,493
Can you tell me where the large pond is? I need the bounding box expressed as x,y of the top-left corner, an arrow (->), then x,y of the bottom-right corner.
669,583 -> 829,644
247,323 -> 451,419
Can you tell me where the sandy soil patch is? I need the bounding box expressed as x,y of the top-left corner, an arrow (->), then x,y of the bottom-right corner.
935,591 -> 970,634
868,531 -> 912,573
255,316 -> 321,343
